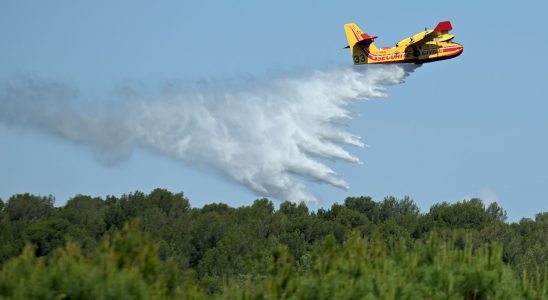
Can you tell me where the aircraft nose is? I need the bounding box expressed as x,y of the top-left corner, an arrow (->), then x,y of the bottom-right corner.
453,45 -> 464,57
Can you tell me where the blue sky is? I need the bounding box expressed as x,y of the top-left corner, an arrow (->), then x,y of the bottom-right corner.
1,1 -> 547,221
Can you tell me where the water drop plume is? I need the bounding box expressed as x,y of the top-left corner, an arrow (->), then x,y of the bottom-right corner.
0,64 -> 418,203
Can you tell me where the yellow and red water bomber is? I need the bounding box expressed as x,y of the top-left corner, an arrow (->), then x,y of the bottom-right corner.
344,21 -> 463,64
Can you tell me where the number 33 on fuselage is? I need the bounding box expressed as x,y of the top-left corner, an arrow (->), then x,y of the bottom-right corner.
344,21 -> 463,64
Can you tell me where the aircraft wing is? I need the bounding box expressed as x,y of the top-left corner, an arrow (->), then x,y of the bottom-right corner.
406,21 -> 453,46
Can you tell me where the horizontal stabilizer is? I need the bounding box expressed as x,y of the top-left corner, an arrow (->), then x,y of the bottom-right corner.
360,33 -> 378,42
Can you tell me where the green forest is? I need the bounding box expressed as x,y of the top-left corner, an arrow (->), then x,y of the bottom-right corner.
0,189 -> 546,299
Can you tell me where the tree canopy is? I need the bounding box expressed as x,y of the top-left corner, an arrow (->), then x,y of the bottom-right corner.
0,189 -> 546,299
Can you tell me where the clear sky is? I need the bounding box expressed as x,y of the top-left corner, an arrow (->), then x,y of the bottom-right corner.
1,1 -> 547,221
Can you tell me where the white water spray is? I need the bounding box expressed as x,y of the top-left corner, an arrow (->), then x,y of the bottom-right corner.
0,64 -> 417,203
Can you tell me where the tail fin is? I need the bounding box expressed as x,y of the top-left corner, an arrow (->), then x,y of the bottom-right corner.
344,23 -> 378,64
344,23 -> 365,49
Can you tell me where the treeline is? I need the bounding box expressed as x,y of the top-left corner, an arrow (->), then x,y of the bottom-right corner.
0,189 -> 546,299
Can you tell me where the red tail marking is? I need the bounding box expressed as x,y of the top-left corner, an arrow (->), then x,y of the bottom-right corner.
434,21 -> 452,32
360,33 -> 378,41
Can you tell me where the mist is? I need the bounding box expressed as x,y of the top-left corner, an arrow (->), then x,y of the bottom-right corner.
0,64 -> 418,203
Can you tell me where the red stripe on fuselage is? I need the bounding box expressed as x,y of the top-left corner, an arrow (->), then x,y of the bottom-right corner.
365,46 -> 462,64
365,45 -> 462,61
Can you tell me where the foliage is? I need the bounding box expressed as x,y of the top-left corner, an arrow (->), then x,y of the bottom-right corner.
0,222 -> 195,299
0,189 -> 546,299
231,234 -> 545,299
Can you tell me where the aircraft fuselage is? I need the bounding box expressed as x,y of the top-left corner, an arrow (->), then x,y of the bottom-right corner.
345,21 -> 463,65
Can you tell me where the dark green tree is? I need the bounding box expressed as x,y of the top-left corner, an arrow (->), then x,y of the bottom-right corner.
427,198 -> 493,229
4,193 -> 54,222
487,201 -> 508,222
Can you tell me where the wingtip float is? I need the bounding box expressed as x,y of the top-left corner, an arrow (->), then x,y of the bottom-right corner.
344,21 -> 463,64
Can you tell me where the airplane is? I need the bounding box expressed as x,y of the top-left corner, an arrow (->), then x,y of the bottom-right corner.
344,21 -> 463,64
